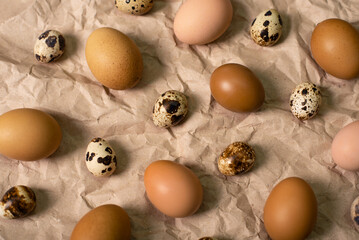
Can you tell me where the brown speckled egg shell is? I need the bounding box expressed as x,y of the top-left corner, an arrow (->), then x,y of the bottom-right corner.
218,142 -> 255,176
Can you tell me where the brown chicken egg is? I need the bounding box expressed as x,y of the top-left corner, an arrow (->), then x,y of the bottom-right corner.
71,204 -> 131,240
210,63 -> 265,112
311,18 -> 359,80
264,177 -> 318,240
85,27 -> 143,90
0,108 -> 62,161
144,160 -> 203,218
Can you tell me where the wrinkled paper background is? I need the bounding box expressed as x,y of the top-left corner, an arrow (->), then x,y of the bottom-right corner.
0,0 -> 359,239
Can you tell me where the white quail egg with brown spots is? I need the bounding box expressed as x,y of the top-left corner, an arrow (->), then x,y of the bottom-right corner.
86,138 -> 117,177
152,90 -> 188,128
115,0 -> 154,15
351,196 -> 359,231
290,82 -> 322,120
250,9 -> 283,46
34,30 -> 65,63
0,185 -> 36,219
218,142 -> 256,176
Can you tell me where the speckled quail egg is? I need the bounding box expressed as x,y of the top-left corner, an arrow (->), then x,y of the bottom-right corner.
152,90 -> 188,128
250,9 -> 283,46
290,82 -> 322,120
0,185 -> 36,219
86,138 -> 117,177
115,0 -> 154,15
351,196 -> 359,231
34,30 -> 65,63
218,142 -> 256,176
199,237 -> 217,240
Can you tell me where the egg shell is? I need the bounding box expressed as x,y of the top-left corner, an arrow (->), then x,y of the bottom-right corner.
264,177 -> 317,240
0,108 -> 62,161
115,0 -> 154,15
331,120 -> 359,171
210,63 -> 265,112
152,90 -> 188,128
34,30 -> 65,63
290,82 -> 322,120
217,142 -> 255,176
85,138 -> 117,177
351,196 -> 359,231
85,27 -> 143,90
173,0 -> 233,45
311,18 -> 359,80
250,9 -> 283,46
144,160 -> 203,218
70,204 -> 131,240
0,185 -> 36,219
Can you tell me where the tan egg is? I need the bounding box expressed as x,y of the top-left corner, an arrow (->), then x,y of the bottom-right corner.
173,0 -> 233,45
0,108 -> 62,161
71,204 -> 131,240
85,27 -> 143,90
144,160 -> 203,218
264,177 -> 318,240
311,19 -> 359,80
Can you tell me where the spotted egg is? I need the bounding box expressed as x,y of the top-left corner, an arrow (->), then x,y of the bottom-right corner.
290,82 -> 322,121
217,142 -> 256,176
351,196 -> 359,231
199,238 -> 217,240
152,90 -> 188,128
250,9 -> 283,46
34,30 -> 65,63
115,0 -> 154,15
85,138 -> 117,177
0,185 -> 36,219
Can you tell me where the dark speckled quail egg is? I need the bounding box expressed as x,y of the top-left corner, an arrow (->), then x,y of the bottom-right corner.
290,82 -> 322,120
86,138 -> 117,177
250,9 -> 283,46
0,185 -> 36,219
218,142 -> 256,176
115,0 -> 154,15
34,30 -> 65,63
152,90 -> 188,128
351,196 -> 359,231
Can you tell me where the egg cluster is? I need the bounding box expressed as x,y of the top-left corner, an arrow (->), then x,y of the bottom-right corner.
0,0 -> 359,239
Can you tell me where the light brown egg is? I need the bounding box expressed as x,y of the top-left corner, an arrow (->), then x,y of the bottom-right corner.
210,63 -> 265,112
331,120 -> 359,171
311,18 -> 359,80
85,27 -> 143,90
71,204 -> 131,240
173,0 -> 233,45
0,108 -> 62,161
144,160 -> 203,218
264,177 -> 317,240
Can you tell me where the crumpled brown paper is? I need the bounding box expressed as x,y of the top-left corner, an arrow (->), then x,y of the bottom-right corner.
0,0 -> 359,239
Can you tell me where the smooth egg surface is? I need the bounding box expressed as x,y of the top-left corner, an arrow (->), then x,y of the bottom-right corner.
85,27 -> 143,90
144,160 -> 203,218
311,18 -> 359,80
173,0 -> 233,45
210,63 -> 265,112
0,108 -> 62,161
70,204 -> 131,240
332,120 -> 359,171
264,177 -> 317,240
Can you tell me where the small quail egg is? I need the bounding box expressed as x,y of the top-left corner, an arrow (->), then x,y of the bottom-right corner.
351,196 -> 359,231
34,30 -> 65,63
152,90 -> 188,128
250,9 -> 283,46
115,0 -> 154,15
0,185 -> 36,219
290,82 -> 322,120
218,142 -> 256,176
86,138 -> 117,177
